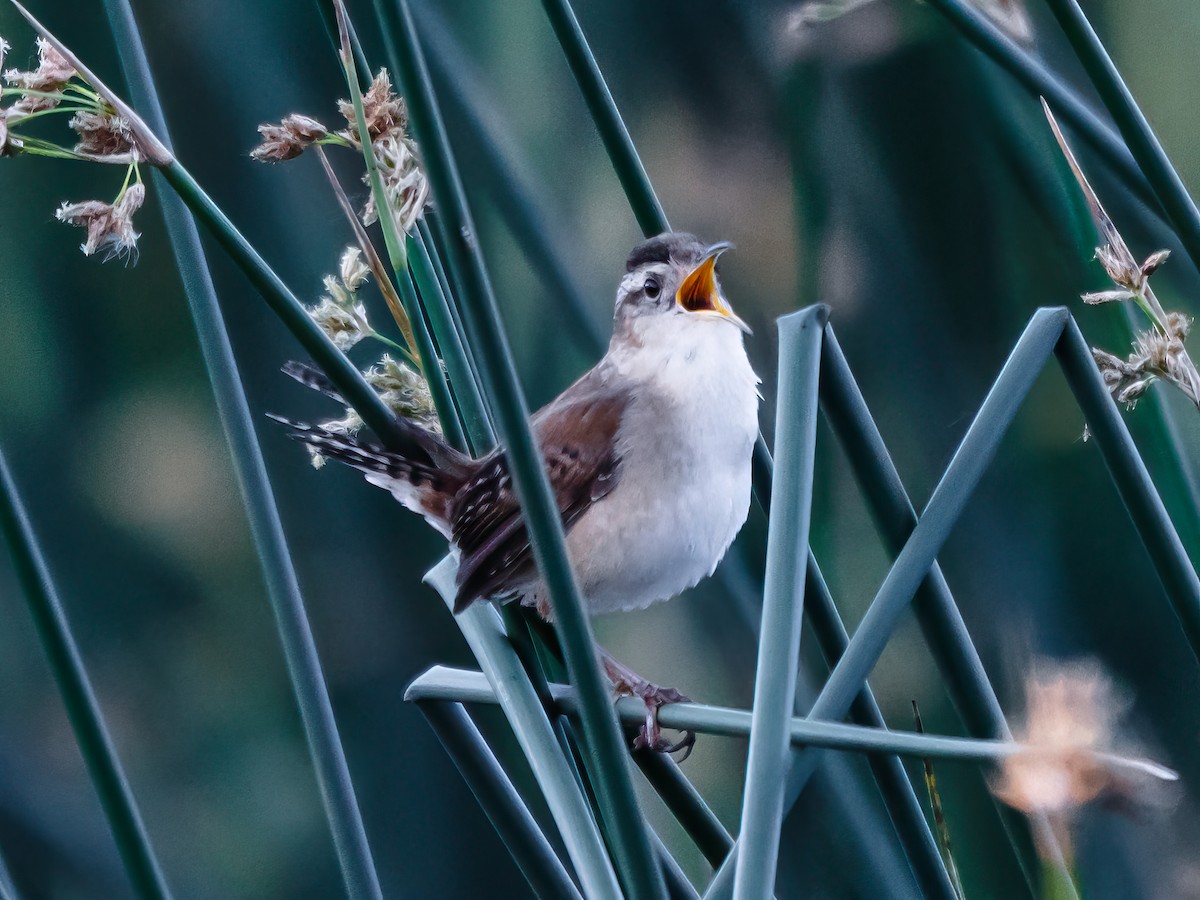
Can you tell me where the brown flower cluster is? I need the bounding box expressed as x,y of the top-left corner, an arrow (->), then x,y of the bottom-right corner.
2,37 -> 76,156
1082,240 -> 1200,409
1044,101 -> 1200,415
69,110 -> 137,160
252,69 -> 429,235
251,114 -> 328,163
338,72 -> 407,146
55,182 -> 145,261
3,36 -> 73,112
1093,312 -> 1200,410
2,32 -> 148,261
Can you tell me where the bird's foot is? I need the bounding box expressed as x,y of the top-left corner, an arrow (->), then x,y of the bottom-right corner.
600,651 -> 696,761
630,683 -> 696,759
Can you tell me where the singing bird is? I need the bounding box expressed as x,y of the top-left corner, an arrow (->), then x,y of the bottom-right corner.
276,232 -> 760,753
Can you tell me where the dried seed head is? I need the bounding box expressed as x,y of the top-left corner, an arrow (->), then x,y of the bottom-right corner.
992,666 -> 1119,815
4,36 -> 74,91
1141,249 -> 1171,278
1115,377 -> 1155,406
307,296 -> 371,351
366,355 -> 440,434
991,661 -> 1177,860
1043,101 -> 1200,413
1165,311 -> 1192,340
1094,244 -> 1140,291
1132,324 -> 1200,407
1092,347 -> 1131,378
1080,288 -> 1135,305
1092,323 -> 1200,411
55,181 -> 145,261
339,246 -> 370,292
339,70 -> 407,145
4,37 -> 76,113
251,113 -> 329,162
360,133 -> 429,234
69,110 -> 136,160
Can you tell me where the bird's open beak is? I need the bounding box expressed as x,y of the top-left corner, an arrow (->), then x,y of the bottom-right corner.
676,242 -> 751,333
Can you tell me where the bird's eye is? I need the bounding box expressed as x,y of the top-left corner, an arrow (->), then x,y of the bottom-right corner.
644,276 -> 661,299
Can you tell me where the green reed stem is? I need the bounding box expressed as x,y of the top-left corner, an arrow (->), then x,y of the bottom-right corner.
539,0 -> 668,235
379,1 -> 665,896
414,2 -> 606,353
408,232 -> 493,448
1042,0 -> 1200,279
415,700 -> 584,900
159,161 -> 422,454
0,450 -> 171,900
925,0 -> 1158,214
102,3 -> 385,898
733,308 -> 825,900
420,561 -> 621,897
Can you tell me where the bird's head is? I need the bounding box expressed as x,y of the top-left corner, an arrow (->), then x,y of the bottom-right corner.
613,232 -> 750,339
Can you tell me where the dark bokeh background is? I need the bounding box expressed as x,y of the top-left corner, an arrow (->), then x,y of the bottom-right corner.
1,0 -> 1198,897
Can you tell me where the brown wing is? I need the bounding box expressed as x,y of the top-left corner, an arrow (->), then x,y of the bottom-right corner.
450,367 -> 626,612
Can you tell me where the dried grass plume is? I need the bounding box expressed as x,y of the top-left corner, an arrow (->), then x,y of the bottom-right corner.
992,660 -> 1177,862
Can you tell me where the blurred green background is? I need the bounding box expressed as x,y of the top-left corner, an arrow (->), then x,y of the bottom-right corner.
1,0 -> 1199,896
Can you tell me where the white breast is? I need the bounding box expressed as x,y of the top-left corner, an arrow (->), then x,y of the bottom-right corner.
561,315 -> 760,615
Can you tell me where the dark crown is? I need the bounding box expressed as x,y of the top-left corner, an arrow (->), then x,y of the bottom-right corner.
625,232 -> 705,272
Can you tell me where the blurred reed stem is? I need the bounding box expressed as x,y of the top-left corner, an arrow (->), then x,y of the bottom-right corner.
415,218 -> 465,339
415,2 -> 602,352
820,324 -> 1044,889
0,852 -> 16,900
397,269 -> 470,448
632,751 -> 733,868
101,3 -> 385,898
1041,0 -> 1200,279
924,0 -> 1158,215
0,449 -> 171,900
1055,319 -> 1200,656
376,0 -> 666,895
539,0 -> 668,235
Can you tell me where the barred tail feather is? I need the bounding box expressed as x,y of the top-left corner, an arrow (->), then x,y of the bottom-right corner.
281,361 -> 346,404
268,415 -> 457,536
278,360 -> 470,470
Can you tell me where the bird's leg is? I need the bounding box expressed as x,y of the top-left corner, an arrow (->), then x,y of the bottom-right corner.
597,647 -> 696,760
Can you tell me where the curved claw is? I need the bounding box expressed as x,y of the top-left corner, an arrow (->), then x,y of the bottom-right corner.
630,686 -> 695,761
599,648 -> 696,759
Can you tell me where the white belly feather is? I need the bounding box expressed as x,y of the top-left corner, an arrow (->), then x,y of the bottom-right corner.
557,316 -> 759,615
